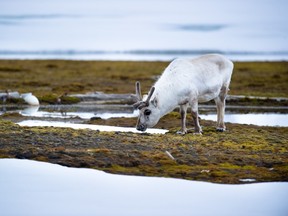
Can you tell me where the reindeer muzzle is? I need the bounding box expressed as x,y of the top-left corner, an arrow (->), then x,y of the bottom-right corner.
136,124 -> 147,132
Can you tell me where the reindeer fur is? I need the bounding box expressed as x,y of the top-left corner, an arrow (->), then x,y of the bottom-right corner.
134,54 -> 234,134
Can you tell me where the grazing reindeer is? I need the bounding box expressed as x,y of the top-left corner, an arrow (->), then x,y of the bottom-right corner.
133,54 -> 234,134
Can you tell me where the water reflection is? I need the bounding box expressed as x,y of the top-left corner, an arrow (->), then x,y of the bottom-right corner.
20,109 -> 138,120
1,105 -> 288,127
19,106 -> 39,115
2,104 -> 138,119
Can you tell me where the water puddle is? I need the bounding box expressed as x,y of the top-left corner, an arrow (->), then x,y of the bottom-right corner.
19,106 -> 288,127
1,159 -> 287,216
19,107 -> 139,120
11,104 -> 138,120
1,105 -> 288,133
202,113 -> 288,127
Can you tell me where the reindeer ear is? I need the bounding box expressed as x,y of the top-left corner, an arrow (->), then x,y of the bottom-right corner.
151,97 -> 158,107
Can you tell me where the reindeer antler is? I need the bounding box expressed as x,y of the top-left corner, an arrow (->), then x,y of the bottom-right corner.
145,86 -> 155,103
135,81 -> 142,100
133,81 -> 155,109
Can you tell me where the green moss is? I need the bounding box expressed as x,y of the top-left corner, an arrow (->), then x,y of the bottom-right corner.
106,165 -> 142,175
38,94 -> 80,104
4,97 -> 25,104
0,60 -> 287,98
60,96 -> 81,104
38,94 -> 59,104
231,61 -> 288,97
242,165 -> 256,170
0,112 -> 23,118
219,163 -> 242,170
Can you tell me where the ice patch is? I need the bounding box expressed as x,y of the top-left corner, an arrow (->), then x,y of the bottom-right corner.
17,120 -> 168,134
1,159 -> 288,216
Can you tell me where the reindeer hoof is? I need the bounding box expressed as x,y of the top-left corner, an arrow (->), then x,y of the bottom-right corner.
216,128 -> 226,132
176,130 -> 187,135
193,132 -> 202,135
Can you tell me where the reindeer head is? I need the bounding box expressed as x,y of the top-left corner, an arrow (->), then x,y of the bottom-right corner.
133,81 -> 160,132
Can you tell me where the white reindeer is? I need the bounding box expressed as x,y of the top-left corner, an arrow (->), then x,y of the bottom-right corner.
133,54 -> 234,134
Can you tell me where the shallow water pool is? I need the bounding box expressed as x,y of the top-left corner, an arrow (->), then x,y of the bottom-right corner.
2,105 -> 288,132
202,113 -> 288,127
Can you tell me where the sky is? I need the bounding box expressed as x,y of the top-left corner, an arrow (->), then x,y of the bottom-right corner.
0,0 -> 287,60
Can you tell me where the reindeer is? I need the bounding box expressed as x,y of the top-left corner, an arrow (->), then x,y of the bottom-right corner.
133,54 -> 234,134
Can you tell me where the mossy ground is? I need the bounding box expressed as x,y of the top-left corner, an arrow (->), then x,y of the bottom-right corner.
0,60 -> 288,184
0,112 -> 287,184
1,60 -> 288,99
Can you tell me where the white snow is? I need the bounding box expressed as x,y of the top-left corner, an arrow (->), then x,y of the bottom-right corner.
17,120 -> 168,134
1,159 -> 287,216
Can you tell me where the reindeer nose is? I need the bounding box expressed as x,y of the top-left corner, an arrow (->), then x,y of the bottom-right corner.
137,124 -> 147,132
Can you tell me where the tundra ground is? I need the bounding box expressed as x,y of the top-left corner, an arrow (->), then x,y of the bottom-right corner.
0,60 -> 287,184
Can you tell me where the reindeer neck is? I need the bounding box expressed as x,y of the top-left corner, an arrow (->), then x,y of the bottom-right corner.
154,83 -> 179,118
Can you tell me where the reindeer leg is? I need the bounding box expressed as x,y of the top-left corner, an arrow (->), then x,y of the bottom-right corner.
177,103 -> 188,134
214,87 -> 228,132
190,100 -> 202,134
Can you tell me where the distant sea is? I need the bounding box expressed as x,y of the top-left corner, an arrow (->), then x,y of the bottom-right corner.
0,0 -> 287,61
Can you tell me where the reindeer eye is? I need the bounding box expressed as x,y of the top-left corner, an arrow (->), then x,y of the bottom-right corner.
144,109 -> 151,116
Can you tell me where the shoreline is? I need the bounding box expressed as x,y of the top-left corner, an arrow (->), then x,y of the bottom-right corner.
0,50 -> 288,62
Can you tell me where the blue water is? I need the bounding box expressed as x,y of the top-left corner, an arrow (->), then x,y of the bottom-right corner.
0,0 -> 287,61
